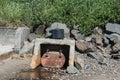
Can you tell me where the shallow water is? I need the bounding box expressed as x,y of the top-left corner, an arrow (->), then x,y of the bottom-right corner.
11,67 -> 62,80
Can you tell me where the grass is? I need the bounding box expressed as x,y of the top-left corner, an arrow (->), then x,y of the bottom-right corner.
0,0 -> 120,35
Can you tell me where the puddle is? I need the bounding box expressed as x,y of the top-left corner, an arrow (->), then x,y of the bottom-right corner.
10,67 -> 66,80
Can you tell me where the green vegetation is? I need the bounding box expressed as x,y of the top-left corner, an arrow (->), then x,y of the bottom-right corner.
0,0 -> 120,35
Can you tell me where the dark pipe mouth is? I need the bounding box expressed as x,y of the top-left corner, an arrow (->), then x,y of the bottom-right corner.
50,29 -> 64,39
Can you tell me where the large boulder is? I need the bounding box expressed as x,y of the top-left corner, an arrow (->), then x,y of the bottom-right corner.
106,23 -> 120,34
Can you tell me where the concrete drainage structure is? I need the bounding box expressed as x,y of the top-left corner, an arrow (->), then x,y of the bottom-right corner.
33,38 -> 75,68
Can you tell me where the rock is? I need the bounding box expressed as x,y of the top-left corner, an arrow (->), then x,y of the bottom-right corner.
111,52 -> 120,59
87,52 -> 100,60
76,40 -> 95,52
91,34 -> 103,46
90,27 -> 103,46
67,66 -> 80,74
98,57 -> 107,65
74,54 -> 84,70
93,27 -> 103,35
14,27 -> 30,51
106,23 -> 120,34
71,29 -> 84,40
35,25 -> 45,35
30,54 -> 41,69
110,33 -> 120,43
28,33 -> 38,42
87,52 -> 107,65
19,41 -> 34,55
46,22 -> 70,38
112,41 -> 120,52
97,46 -> 111,54
84,64 -> 91,70
102,36 -> 109,45
85,37 -> 92,42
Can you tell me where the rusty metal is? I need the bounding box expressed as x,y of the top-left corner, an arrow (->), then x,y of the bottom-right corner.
41,50 -> 65,68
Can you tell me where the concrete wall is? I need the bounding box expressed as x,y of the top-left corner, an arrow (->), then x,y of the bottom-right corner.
0,28 -> 16,45
0,27 -> 30,53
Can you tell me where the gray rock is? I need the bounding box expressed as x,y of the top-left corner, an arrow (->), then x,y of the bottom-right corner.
46,22 -> 70,38
84,64 -> 91,70
87,52 -> 107,65
35,25 -> 45,35
19,41 -> 34,54
98,57 -> 107,65
87,52 -> 100,60
14,27 -> 30,51
102,36 -> 109,45
106,23 -> 120,34
28,33 -> 38,42
67,66 -> 80,74
71,29 -> 84,40
110,33 -> 120,43
112,42 -> 120,52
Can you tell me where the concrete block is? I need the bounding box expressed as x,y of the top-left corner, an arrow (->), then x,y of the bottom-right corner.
14,27 -> 30,51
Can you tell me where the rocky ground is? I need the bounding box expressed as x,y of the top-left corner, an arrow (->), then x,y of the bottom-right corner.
0,53 -> 120,80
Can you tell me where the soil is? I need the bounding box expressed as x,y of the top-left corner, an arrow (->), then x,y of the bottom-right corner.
0,53 -> 120,80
